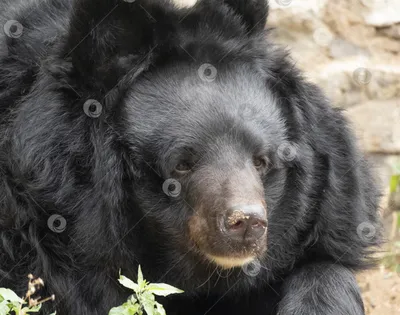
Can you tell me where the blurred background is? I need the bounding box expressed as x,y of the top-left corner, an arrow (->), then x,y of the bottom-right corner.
266,3 -> 400,314
176,0 -> 400,314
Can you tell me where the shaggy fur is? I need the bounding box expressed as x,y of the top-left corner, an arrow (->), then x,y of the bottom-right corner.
0,0 -> 381,314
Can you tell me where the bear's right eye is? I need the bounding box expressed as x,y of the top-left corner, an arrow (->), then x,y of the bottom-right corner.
175,161 -> 192,174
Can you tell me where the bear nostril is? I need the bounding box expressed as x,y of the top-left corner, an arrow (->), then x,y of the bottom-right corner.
230,220 -> 245,230
223,205 -> 267,242
251,220 -> 264,228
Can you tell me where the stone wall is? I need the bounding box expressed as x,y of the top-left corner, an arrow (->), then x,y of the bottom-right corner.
269,0 -> 400,108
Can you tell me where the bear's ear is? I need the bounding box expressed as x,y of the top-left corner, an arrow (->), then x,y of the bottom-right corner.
62,0 -> 176,98
222,0 -> 269,34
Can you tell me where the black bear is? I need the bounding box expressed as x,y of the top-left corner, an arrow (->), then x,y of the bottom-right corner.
0,0 -> 381,314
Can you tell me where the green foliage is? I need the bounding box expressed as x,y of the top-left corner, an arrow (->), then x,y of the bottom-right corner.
381,162 -> 400,274
0,288 -> 42,315
0,275 -> 55,315
109,266 -> 183,315
389,174 -> 400,194
389,161 -> 400,222
1,267 -> 180,315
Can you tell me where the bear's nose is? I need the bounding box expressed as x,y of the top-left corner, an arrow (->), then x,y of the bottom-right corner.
223,204 -> 267,242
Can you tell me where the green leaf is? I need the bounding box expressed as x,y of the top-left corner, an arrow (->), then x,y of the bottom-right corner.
0,301 -> 10,315
146,283 -> 184,297
128,295 -> 137,304
137,266 -> 143,284
0,288 -> 23,303
140,291 -> 155,315
9,302 -> 22,315
390,175 -> 400,193
137,266 -> 146,291
118,275 -> 139,293
109,302 -> 141,315
22,303 -> 41,313
154,302 -> 166,315
140,291 -> 155,303
141,301 -> 154,315
48,312 -> 57,315
109,305 -> 129,315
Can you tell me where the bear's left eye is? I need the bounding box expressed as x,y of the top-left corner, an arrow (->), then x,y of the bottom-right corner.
253,156 -> 268,171
175,161 -> 192,174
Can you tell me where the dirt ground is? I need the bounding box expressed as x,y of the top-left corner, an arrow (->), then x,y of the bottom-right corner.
358,212 -> 400,315
358,268 -> 400,315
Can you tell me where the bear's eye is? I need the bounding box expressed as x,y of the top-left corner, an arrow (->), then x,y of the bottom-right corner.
175,161 -> 192,174
253,156 -> 268,170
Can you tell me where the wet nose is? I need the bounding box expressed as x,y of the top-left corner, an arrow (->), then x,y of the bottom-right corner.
223,204 -> 267,241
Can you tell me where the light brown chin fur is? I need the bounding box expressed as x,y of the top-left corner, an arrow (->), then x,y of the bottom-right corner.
172,0 -> 198,8
205,254 -> 256,269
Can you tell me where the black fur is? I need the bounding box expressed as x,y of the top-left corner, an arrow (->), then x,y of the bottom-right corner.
0,0 -> 381,314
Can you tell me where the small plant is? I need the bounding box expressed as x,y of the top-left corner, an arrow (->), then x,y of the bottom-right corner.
0,274 -> 55,315
382,162 -> 400,275
109,266 -> 183,315
389,161 -> 400,211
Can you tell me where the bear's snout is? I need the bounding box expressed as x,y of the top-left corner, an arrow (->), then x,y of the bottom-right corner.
187,160 -> 268,268
222,204 -> 267,242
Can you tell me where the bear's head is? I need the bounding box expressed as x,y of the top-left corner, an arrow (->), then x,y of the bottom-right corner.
59,0 -> 297,290
123,61 -> 288,270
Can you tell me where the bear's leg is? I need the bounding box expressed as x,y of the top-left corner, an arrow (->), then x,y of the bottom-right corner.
277,263 -> 364,315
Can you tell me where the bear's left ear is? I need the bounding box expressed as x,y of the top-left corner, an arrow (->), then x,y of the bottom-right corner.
61,0 -> 176,99
222,0 -> 269,34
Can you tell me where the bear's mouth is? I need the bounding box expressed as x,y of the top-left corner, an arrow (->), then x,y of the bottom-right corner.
204,254 -> 257,269
188,209 -> 267,269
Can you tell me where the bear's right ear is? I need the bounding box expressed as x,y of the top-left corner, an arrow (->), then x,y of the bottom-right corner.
62,0 -> 176,98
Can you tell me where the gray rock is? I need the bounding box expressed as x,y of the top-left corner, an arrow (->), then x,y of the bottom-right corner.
345,99 -> 400,154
